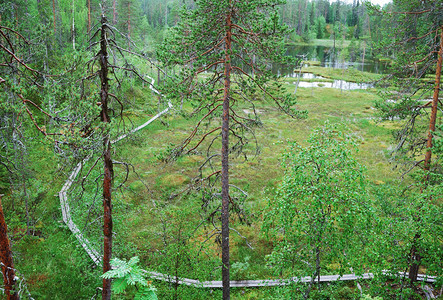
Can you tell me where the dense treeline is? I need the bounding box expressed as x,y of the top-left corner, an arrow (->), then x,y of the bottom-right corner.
0,0 -> 383,57
0,0 -> 421,65
138,0 -> 373,41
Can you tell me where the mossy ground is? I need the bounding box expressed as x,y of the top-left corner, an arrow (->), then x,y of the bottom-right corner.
296,66 -> 382,83
9,66 -> 432,299
108,82 -> 410,296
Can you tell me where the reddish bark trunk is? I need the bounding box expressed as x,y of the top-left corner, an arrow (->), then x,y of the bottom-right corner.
221,8 -> 232,300
0,195 -> 19,300
102,142 -> 113,300
423,26 -> 443,172
409,26 -> 443,284
99,15 -> 113,300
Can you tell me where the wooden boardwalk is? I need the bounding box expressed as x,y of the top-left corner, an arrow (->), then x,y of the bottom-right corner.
58,75 -> 170,265
111,77 -> 171,145
58,76 -> 437,288
144,271 -> 435,288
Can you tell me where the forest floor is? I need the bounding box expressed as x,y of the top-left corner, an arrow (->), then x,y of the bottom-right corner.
111,84 -> 404,298
12,66 -> 434,299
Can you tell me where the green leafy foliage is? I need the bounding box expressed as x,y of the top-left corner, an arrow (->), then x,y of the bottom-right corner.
147,195 -> 220,299
263,122 -> 371,298
16,229 -> 101,300
367,182 -> 443,298
102,256 -> 157,300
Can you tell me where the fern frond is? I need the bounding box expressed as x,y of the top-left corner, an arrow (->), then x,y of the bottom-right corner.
111,278 -> 128,294
135,286 -> 158,300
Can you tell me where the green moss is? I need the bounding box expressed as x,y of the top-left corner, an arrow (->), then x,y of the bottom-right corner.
160,173 -> 191,187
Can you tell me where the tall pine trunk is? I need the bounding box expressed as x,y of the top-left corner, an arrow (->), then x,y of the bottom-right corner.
98,15 -> 113,300
408,26 -> 443,283
221,7 -> 232,300
0,195 -> 19,300
423,26 -> 443,172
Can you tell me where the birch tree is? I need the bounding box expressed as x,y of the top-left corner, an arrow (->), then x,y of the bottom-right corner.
263,123 -> 369,299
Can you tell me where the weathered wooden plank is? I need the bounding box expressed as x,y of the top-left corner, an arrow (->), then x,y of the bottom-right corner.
58,76 -> 172,268
111,102 -> 172,144
142,271 -> 436,288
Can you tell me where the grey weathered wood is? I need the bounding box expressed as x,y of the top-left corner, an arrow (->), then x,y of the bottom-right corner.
151,272 -> 436,287
58,158 -> 102,265
111,102 -> 172,144
142,270 -> 435,288
58,76 -> 169,266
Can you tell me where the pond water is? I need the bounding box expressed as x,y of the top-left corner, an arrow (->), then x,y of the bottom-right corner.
272,44 -> 389,79
270,44 -> 387,90
292,79 -> 372,90
287,72 -> 373,90
286,45 -> 389,74
291,73 -> 373,90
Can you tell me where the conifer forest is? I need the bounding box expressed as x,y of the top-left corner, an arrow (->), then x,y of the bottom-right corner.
0,0 -> 442,299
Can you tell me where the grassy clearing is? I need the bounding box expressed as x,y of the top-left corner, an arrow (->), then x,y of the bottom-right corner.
20,66 -> 428,298
108,80 -> 406,290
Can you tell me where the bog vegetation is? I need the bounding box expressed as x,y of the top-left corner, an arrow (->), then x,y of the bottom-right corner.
0,0 -> 441,299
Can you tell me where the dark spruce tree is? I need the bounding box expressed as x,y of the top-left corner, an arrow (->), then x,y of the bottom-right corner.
158,0 -> 305,298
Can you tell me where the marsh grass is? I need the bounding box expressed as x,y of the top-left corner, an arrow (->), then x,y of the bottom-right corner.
108,77 -> 413,289
299,66 -> 382,83
20,66 -> 425,298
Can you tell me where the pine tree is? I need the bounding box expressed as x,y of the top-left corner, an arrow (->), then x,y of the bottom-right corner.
159,1 -> 305,298
371,0 -> 443,284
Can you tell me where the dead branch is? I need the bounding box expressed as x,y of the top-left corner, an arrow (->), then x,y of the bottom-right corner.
0,43 -> 40,74
186,126 -> 221,154
81,156 -> 102,192
229,227 -> 253,249
179,103 -> 223,152
0,26 -> 29,43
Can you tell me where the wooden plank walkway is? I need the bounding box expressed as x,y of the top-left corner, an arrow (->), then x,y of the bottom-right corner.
58,75 -> 171,265
58,75 -> 437,288
111,75 -> 171,144
144,271 -> 435,288
59,156 -> 102,265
